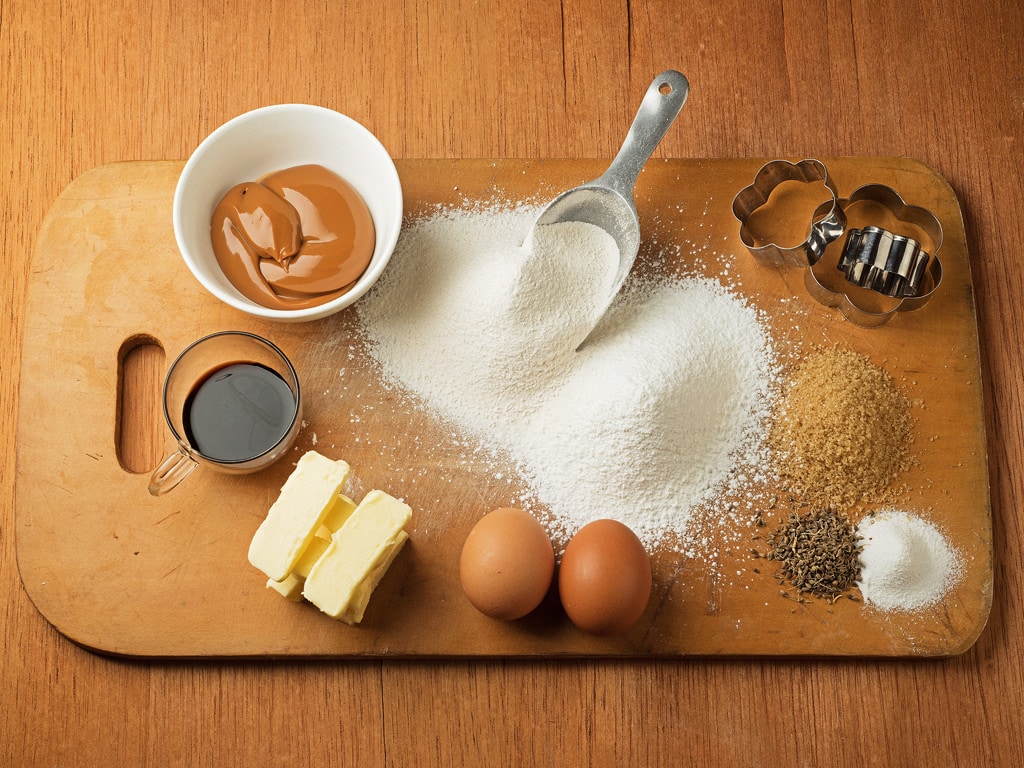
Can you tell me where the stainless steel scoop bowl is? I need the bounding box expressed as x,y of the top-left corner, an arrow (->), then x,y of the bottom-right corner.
531,70 -> 689,338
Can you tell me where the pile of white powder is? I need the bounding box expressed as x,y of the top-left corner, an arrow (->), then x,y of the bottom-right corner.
356,202 -> 778,549
856,509 -> 962,612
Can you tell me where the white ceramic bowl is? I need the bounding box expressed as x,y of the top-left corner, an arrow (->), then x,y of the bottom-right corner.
173,104 -> 403,321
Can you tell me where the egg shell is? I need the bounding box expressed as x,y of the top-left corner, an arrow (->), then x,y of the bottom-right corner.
459,507 -> 555,621
558,519 -> 652,636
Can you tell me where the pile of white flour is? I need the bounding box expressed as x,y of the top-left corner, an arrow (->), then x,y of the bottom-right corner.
356,203 -> 778,548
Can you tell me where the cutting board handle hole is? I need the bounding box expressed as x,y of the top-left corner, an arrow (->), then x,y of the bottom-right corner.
116,335 -> 166,474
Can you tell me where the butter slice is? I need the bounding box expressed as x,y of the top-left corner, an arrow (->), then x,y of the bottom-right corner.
302,489 -> 412,625
248,451 -> 350,582
320,493 -> 358,534
266,573 -> 305,602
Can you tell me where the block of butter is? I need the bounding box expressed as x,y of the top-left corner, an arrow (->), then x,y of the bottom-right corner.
248,451 -> 351,582
249,450 -> 411,625
302,489 -> 412,625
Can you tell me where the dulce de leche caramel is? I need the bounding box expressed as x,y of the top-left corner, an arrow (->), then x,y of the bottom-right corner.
211,164 -> 375,310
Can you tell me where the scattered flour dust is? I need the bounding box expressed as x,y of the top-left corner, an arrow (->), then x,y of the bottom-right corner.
356,201 -> 779,552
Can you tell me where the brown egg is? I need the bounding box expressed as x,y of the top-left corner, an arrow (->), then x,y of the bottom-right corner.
558,519 -> 652,636
459,507 -> 555,620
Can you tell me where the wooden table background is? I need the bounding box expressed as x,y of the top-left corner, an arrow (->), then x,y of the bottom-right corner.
2,0 -> 1021,765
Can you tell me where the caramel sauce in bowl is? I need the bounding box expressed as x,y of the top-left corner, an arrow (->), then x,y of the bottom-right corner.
211,164 -> 376,310
174,105 -> 402,322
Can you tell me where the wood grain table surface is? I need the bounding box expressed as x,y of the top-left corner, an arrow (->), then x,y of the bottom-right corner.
2,1 -> 1022,765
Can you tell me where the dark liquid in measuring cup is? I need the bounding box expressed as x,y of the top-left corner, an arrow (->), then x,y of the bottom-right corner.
182,362 -> 296,462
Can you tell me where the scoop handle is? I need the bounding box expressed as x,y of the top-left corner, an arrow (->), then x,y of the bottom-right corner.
598,70 -> 690,200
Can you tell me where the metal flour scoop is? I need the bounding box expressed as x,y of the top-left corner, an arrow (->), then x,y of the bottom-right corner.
530,70 -> 689,344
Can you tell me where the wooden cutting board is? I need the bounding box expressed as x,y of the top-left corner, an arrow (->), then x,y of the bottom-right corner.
15,158 -> 992,658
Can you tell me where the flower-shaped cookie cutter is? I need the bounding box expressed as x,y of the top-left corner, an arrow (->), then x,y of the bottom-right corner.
732,158 -> 846,267
804,184 -> 944,328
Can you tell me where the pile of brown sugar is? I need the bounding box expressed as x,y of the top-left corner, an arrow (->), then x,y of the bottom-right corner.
769,346 -> 912,510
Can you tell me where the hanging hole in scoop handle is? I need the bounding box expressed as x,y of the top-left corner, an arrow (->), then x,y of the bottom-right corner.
148,444 -> 199,496
599,70 -> 690,200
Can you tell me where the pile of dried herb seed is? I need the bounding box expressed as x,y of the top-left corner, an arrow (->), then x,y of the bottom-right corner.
763,508 -> 862,602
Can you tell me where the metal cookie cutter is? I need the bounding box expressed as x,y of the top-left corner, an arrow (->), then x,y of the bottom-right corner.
840,226 -> 930,297
805,183 -> 944,327
732,159 -> 846,268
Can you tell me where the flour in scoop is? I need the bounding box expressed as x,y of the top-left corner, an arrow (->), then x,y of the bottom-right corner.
357,209 -> 617,437
357,202 -> 778,550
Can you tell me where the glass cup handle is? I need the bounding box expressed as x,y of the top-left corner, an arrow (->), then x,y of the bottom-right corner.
148,445 -> 199,496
